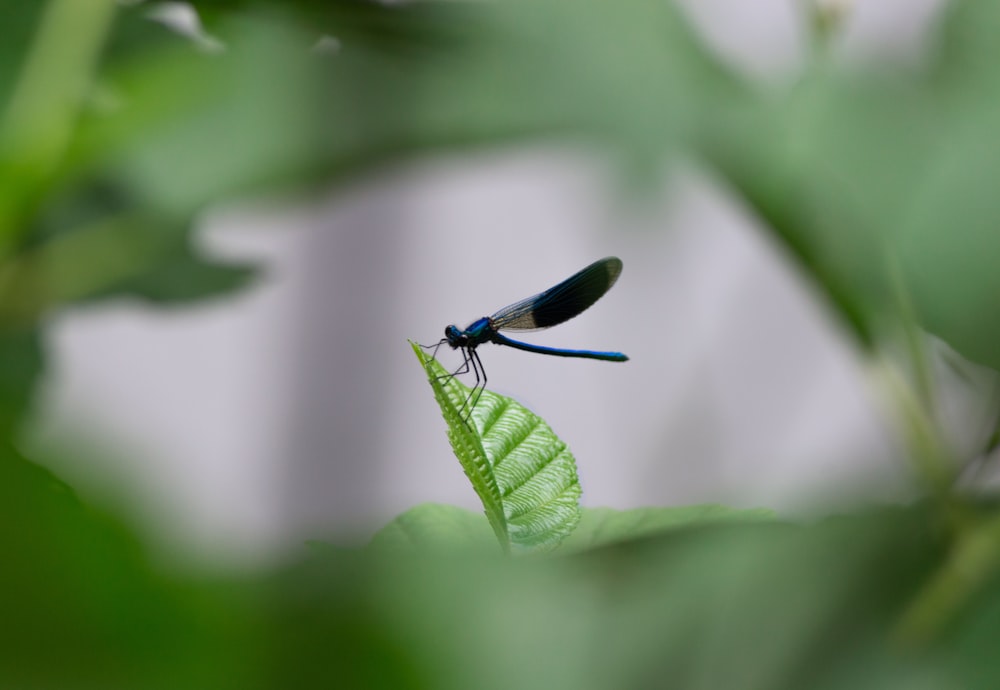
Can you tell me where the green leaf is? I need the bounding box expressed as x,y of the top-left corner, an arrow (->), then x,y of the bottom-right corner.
0,441 -> 257,690
84,239 -> 257,305
410,341 -> 583,553
697,2 -> 1000,372
121,0 -> 733,200
342,503 -> 953,690
72,11 -> 329,218
0,0 -> 117,253
369,503 -> 496,552
559,504 -> 778,553
0,0 -> 48,115
890,0 -> 1000,372
0,212 -> 256,327
370,503 -> 779,555
0,328 -> 44,438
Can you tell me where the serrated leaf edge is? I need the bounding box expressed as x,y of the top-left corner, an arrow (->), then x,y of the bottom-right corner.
411,342 -> 509,552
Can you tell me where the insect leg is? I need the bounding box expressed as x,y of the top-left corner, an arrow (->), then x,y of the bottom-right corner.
456,347 -> 482,421
432,344 -> 471,389
469,348 -> 487,415
419,338 -> 448,360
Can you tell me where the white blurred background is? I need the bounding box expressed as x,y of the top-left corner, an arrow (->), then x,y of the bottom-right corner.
27,0 -> 974,566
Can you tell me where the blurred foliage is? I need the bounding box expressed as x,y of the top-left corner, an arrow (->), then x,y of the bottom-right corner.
3,0 -> 1000,687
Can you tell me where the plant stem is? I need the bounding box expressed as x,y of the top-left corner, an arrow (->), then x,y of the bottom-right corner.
0,0 -> 117,255
882,251 -> 956,495
894,509 -> 1000,647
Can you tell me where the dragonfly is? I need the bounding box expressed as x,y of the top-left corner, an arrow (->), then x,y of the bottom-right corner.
426,256 -> 628,418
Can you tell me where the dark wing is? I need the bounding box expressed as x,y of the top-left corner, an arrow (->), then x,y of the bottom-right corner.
489,257 -> 623,331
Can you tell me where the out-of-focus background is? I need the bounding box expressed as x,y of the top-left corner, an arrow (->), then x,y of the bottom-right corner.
23,0 -> 987,566
8,1 -> 1000,687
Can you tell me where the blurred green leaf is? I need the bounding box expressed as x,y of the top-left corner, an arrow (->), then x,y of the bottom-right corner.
320,503 -> 954,690
0,3 -> 257,330
0,212 -> 256,326
928,0 -> 1000,97
85,237 -> 257,305
10,0 -> 1000,375
191,0 -> 475,55
0,0 -> 47,114
103,1 -> 205,63
559,504 -> 778,553
369,503 -> 495,552
72,12 -> 326,217
6,438 -> 1000,690
940,563 -> 1000,689
696,75 -> 914,346
371,502 -> 779,555
0,0 -> 116,252
0,328 -> 43,437
0,442 -> 256,690
412,341 -> 583,553
897,125 -> 1000,371
697,0 -> 1000,371
137,0 -> 736,194
891,0 -> 1000,372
